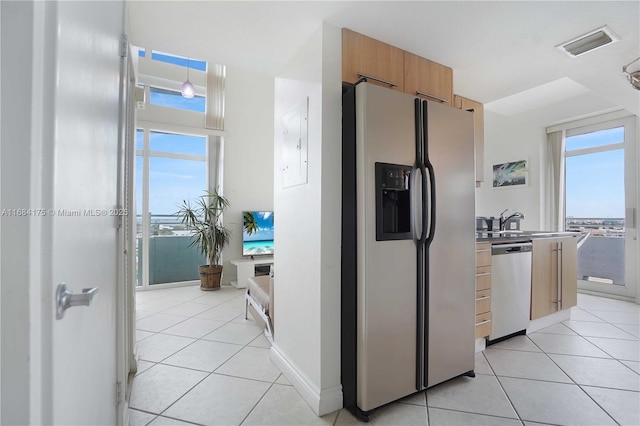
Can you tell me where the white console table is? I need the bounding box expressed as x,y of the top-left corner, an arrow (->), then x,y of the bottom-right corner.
229,257 -> 274,289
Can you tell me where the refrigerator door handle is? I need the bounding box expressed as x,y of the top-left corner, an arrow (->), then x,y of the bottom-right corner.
422,100 -> 437,245
414,97 -> 429,245
424,161 -> 436,244
417,163 -> 429,244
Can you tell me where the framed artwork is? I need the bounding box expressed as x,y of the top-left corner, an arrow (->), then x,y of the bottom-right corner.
492,159 -> 528,188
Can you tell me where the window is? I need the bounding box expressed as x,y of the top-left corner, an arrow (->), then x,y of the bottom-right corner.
150,50 -> 207,71
149,87 -> 206,113
136,130 -> 208,287
565,127 -> 625,284
134,47 -> 225,289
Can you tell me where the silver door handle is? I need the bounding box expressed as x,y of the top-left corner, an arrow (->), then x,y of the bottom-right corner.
415,91 -> 448,104
56,283 -> 99,320
356,72 -> 399,88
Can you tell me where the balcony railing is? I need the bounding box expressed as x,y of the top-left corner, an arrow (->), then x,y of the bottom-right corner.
137,215 -> 205,286
567,218 -> 624,285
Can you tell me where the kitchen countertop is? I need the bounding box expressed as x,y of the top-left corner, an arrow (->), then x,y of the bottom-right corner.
476,230 -> 584,244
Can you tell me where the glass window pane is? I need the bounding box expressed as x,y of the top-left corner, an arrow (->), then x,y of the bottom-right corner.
138,48 -> 146,58
149,87 -> 206,113
149,157 -> 206,216
566,149 -> 624,218
150,51 -> 207,71
136,129 -> 143,151
149,131 -> 206,156
565,149 -> 625,284
566,127 -> 623,151
148,157 -> 206,285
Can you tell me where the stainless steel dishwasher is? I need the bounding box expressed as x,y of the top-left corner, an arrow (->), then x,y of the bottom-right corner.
489,242 -> 532,342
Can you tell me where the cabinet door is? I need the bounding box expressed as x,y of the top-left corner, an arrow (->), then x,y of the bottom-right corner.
454,95 -> 484,183
559,237 -> 578,310
531,238 -> 558,320
342,28 -> 405,91
404,52 -> 453,105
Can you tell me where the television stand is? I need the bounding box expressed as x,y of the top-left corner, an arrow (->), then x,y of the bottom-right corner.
230,257 -> 274,289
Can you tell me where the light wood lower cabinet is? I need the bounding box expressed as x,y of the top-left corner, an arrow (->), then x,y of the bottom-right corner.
531,237 -> 578,320
475,243 -> 492,338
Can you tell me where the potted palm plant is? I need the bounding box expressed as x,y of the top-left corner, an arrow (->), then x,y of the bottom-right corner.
177,188 -> 231,291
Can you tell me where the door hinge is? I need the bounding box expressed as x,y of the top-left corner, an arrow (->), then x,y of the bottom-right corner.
114,204 -> 123,229
116,381 -> 122,404
120,34 -> 128,58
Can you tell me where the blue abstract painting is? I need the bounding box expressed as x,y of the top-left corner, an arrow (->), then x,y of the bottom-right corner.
493,160 -> 528,187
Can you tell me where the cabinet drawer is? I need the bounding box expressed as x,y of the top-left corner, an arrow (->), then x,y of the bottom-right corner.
476,243 -> 491,267
475,319 -> 492,338
476,267 -> 491,291
476,295 -> 491,315
476,311 -> 492,325
476,288 -> 491,299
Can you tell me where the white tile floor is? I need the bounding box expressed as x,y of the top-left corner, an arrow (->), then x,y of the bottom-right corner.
129,288 -> 640,426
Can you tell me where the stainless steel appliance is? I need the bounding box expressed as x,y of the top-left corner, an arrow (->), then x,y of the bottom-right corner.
341,82 -> 476,420
489,243 -> 532,341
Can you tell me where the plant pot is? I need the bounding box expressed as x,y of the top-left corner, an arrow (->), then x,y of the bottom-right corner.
199,265 -> 223,291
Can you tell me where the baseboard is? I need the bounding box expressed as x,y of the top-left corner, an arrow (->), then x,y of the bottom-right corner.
270,344 -> 343,416
527,309 -> 571,334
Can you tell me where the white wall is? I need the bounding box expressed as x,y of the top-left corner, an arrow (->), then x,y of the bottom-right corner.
221,67 -> 275,283
271,23 -> 343,416
475,110 -> 545,230
476,94 -> 627,231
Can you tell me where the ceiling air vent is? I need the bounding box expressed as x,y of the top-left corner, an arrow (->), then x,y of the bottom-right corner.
557,26 -> 619,57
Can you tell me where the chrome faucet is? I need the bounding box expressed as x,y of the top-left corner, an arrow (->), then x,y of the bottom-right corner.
500,210 -> 524,231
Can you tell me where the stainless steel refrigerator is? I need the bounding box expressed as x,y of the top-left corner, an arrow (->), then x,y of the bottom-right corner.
341,82 -> 476,420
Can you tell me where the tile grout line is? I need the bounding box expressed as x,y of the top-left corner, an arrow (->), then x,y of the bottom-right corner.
564,315 -> 639,341
489,366 -> 524,423
477,349 -> 528,423
535,319 -> 628,426
237,380 -> 278,425
136,293 -> 254,368
427,406 -> 531,424
134,286 -> 279,425
424,391 -> 430,426
580,311 -> 633,367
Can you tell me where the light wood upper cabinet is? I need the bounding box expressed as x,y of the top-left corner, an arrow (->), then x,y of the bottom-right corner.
342,28 -> 405,92
454,95 -> 484,184
531,237 -> 578,320
404,52 -> 453,105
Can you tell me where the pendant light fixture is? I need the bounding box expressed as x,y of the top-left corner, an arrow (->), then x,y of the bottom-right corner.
181,57 -> 195,98
623,57 -> 640,91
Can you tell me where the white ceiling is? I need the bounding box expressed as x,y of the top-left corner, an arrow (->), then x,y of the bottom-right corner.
128,1 -> 640,121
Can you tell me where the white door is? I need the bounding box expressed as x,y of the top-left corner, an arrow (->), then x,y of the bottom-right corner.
31,1 -> 125,424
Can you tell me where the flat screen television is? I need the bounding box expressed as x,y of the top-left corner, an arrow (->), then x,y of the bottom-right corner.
242,211 -> 274,257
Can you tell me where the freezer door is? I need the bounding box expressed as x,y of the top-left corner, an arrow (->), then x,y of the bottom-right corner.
355,83 -> 418,411
424,101 -> 476,387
